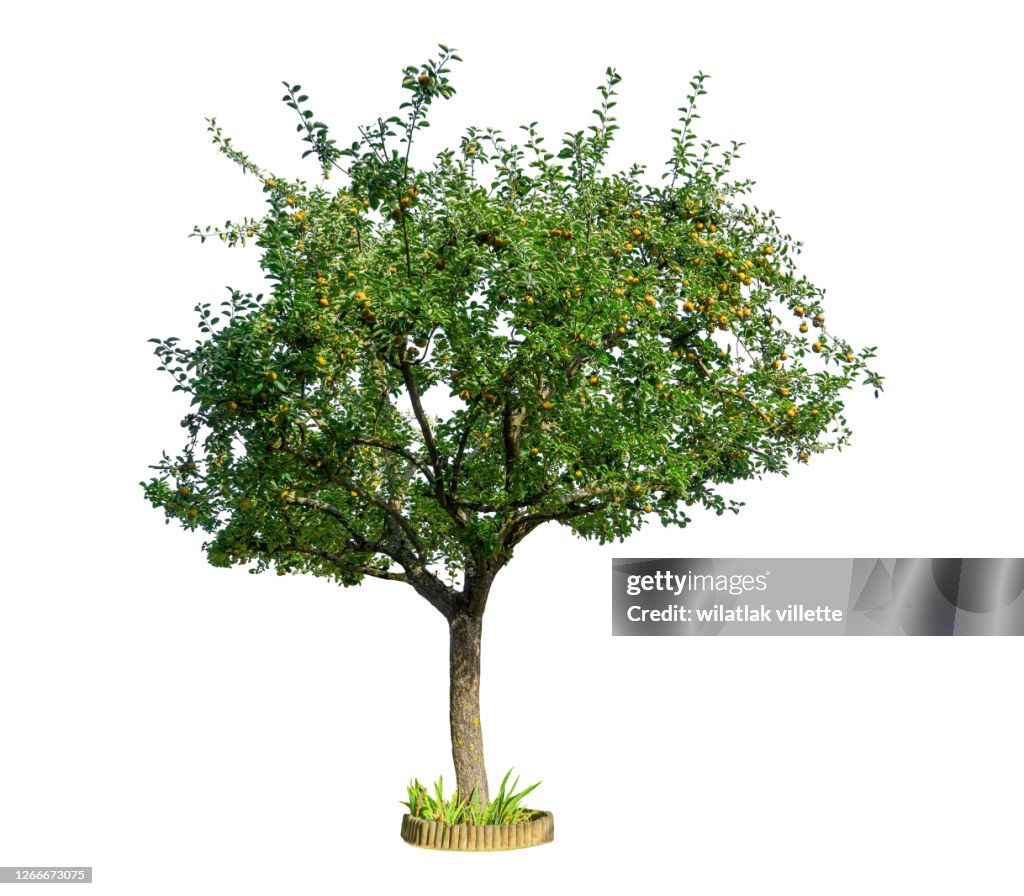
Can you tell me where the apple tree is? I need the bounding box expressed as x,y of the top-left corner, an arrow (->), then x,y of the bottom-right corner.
143,46 -> 882,803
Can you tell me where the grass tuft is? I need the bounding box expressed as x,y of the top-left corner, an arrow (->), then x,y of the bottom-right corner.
401,769 -> 541,825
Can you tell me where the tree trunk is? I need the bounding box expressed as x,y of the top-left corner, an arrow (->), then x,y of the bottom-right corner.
449,612 -> 488,804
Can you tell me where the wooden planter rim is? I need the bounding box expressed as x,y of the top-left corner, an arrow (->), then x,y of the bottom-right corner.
400,810 -> 554,851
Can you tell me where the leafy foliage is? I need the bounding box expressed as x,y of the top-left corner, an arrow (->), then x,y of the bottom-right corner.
144,46 -> 882,599
402,769 -> 541,825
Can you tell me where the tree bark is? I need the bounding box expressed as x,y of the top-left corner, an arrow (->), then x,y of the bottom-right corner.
449,611 -> 488,804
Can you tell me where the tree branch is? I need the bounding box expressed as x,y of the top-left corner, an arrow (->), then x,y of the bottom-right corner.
274,449 -> 429,562
449,413 -> 474,495
398,358 -> 445,492
499,486 -> 614,547
501,401 -> 525,492
287,495 -> 371,541
351,437 -> 435,483
694,357 -> 771,423
355,566 -> 409,582
293,544 -> 408,582
244,537 -> 406,583
277,501 -> 456,615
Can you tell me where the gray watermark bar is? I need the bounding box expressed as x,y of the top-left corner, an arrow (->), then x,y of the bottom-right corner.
0,869 -> 91,884
612,559 -> 1024,635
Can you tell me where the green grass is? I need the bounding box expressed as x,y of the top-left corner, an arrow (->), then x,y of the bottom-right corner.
401,769 -> 541,825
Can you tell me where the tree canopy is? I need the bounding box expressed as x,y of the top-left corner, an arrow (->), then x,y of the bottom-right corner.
144,46 -> 882,613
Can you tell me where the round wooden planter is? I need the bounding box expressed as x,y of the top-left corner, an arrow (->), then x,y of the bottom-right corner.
400,811 -> 554,851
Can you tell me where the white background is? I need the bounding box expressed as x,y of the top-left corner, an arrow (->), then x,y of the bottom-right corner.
2,2 -> 1022,893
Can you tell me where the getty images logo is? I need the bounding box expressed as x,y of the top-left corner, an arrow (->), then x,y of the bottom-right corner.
624,569 -> 769,597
